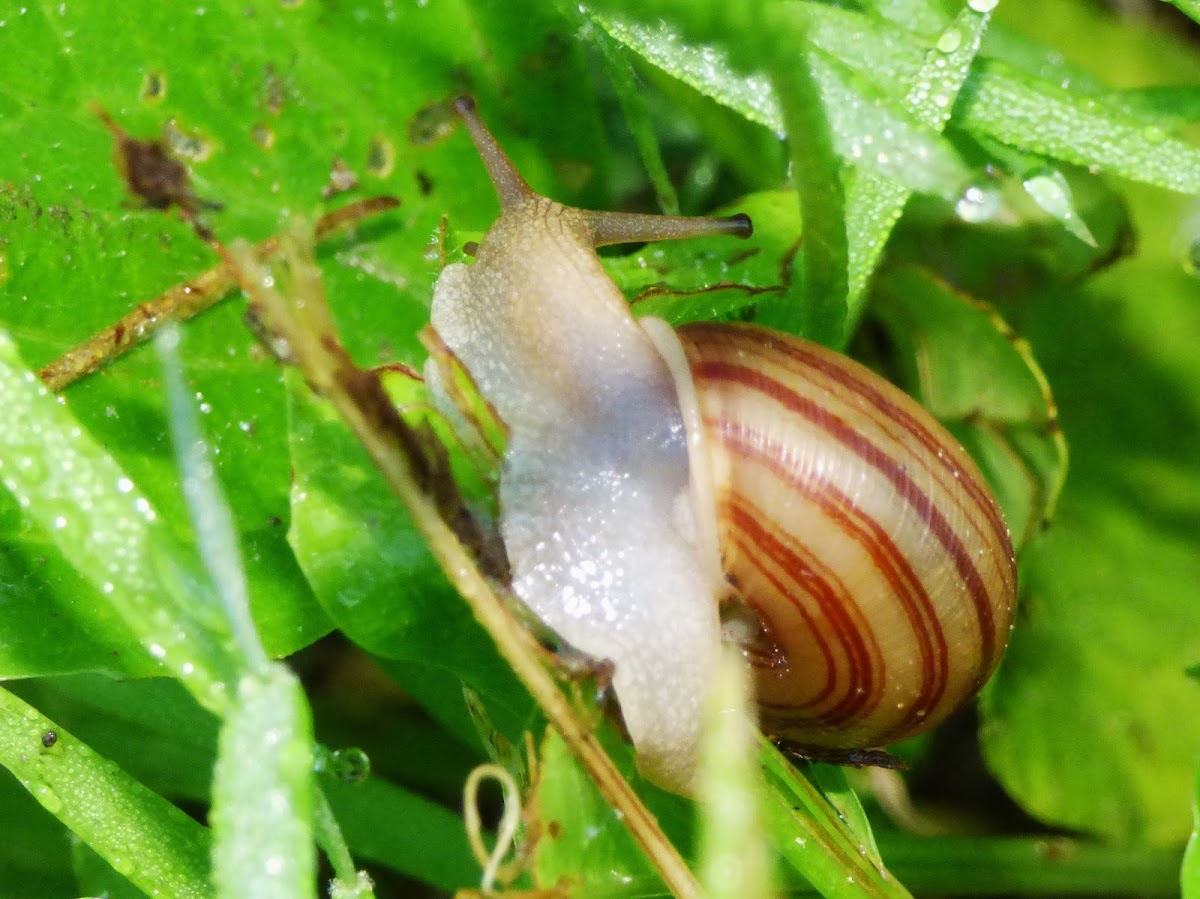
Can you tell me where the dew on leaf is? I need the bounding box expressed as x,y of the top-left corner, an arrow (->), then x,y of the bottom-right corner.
35,784 -> 63,814
955,184 -> 1001,223
935,30 -> 962,53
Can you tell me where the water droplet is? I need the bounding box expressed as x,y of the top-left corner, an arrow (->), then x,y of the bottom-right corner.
36,784 -> 63,813
967,0 -> 998,11
1142,124 -> 1167,144
1023,169 -> 1097,246
316,747 -> 371,785
116,476 -> 134,494
954,184 -> 1001,223
935,30 -> 962,53
140,68 -> 167,103
17,454 -> 46,479
53,515 -> 68,530
135,496 -> 155,520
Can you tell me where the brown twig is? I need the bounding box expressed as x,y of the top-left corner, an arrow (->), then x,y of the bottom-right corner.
229,225 -> 701,899
37,196 -> 399,391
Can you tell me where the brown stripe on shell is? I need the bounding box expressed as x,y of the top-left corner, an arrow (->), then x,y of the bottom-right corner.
676,322 -> 1018,746
717,425 -> 948,737
683,321 -> 1017,652
680,324 -> 1009,674
724,497 -> 887,726
686,322 -> 1014,586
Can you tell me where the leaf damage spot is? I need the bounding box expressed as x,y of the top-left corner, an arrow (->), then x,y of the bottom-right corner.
139,68 -> 167,103
251,123 -> 276,150
92,104 -> 215,219
365,133 -> 395,178
320,157 -> 359,200
407,99 -> 457,147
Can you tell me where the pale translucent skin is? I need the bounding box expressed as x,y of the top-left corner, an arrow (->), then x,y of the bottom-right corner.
428,197 -> 723,793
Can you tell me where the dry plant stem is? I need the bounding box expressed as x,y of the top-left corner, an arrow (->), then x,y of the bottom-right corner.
37,196 -> 399,392
232,231 -> 701,899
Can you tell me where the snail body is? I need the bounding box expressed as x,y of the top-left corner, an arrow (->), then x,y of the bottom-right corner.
427,98 -> 1016,794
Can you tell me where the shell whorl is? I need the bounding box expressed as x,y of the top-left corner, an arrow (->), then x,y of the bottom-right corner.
676,321 -> 1017,748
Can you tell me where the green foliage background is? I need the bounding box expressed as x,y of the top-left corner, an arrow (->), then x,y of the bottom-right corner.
1,0 -> 1199,896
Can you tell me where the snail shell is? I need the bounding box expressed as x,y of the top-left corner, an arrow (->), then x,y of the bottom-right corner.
427,98 -> 1016,794
673,322 -> 1016,750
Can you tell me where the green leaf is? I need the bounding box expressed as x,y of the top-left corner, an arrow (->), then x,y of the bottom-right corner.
1167,0 -> 1200,23
582,9 -> 682,215
284,371 -> 533,736
533,728 -> 669,896
211,665 -> 315,899
871,266 -> 1067,550
0,331 -> 239,711
0,686 -> 212,899
0,0 -> 609,679
841,2 -> 994,322
603,190 -> 801,324
767,35 -> 849,345
760,745 -> 910,899
877,832 -> 1183,896
981,183 -> 1200,845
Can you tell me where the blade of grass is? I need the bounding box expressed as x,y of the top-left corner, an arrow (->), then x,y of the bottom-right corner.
760,744 -> 911,899
842,2 -> 994,328
322,776 -> 480,892
582,10 -> 682,214
878,832 -> 1183,896
698,649 -> 774,898
1166,1 -> 1200,25
766,30 -> 849,345
0,686 -> 211,899
158,323 -> 270,675
959,57 -> 1200,194
593,2 -> 1200,200
210,665 -> 317,899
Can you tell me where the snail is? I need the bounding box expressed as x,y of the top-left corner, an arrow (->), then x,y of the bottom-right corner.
426,97 -> 1017,795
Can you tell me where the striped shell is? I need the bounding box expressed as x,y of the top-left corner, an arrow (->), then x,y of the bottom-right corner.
676,321 -> 1017,749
